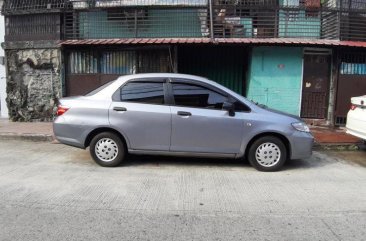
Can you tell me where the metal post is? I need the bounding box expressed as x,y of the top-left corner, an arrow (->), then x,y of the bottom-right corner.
134,9 -> 138,38
208,0 -> 214,41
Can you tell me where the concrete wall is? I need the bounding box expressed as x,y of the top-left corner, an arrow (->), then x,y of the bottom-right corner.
5,48 -> 62,121
0,8 -> 8,118
246,47 -> 303,116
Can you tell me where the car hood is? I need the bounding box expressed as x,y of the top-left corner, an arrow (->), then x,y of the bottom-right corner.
260,106 -> 303,122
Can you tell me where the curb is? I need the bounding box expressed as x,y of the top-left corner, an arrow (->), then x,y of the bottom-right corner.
0,133 -> 54,142
313,142 -> 362,151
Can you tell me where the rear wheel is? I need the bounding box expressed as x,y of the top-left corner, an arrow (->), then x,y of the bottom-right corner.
248,136 -> 287,172
90,132 -> 125,167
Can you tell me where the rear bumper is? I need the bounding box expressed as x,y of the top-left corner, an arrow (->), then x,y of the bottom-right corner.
53,117 -> 86,149
346,111 -> 366,140
346,128 -> 366,140
289,131 -> 314,160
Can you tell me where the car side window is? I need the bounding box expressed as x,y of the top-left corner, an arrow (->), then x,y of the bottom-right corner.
172,83 -> 228,110
120,82 -> 165,104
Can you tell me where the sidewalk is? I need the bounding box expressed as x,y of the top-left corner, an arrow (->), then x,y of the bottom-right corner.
0,118 -> 54,142
311,126 -> 362,150
0,118 -> 363,149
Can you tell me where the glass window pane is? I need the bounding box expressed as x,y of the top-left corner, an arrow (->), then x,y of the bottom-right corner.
172,83 -> 227,109
121,82 -> 164,104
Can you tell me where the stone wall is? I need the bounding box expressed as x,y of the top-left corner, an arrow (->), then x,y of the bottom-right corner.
6,48 -> 62,121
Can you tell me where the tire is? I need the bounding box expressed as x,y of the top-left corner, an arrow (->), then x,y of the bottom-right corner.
89,132 -> 125,167
248,136 -> 287,172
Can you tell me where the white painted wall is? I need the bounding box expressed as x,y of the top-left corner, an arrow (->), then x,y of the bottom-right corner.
0,0 -> 8,118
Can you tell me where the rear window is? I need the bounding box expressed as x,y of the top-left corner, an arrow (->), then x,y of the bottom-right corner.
120,82 -> 165,105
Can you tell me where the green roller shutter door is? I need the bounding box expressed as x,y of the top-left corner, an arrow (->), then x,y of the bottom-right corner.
178,46 -> 246,95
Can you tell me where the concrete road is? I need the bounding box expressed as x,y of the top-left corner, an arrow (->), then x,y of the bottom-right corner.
0,140 -> 365,241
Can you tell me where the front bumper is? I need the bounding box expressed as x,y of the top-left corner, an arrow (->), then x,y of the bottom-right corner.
289,131 -> 314,160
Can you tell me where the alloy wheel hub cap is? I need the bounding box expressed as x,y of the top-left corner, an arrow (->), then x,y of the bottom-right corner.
95,138 -> 118,162
255,142 -> 281,167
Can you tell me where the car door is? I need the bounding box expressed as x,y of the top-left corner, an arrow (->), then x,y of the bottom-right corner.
169,80 -> 245,154
109,78 -> 171,151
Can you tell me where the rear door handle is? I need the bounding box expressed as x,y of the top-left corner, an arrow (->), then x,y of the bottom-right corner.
177,111 -> 192,116
113,107 -> 127,112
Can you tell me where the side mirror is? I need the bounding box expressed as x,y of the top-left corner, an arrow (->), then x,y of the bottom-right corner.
223,102 -> 235,117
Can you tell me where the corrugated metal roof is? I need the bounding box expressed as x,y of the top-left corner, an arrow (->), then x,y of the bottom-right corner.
61,38 -> 366,48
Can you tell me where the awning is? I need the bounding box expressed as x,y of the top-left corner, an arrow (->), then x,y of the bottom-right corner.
61,38 -> 366,48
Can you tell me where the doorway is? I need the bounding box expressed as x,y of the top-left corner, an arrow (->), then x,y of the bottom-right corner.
301,54 -> 331,119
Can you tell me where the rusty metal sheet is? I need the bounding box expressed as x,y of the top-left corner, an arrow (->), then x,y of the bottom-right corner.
335,75 -> 366,121
60,38 -> 366,48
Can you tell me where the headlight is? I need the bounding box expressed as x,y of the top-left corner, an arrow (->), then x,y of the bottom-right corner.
292,122 -> 310,133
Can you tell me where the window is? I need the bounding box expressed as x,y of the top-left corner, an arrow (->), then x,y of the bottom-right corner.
172,83 -> 227,109
120,82 -> 165,104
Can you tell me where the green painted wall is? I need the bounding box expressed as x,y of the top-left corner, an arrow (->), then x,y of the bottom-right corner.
79,9 -> 203,39
246,47 -> 303,115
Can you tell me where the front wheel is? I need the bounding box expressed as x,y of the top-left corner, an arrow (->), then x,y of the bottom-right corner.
248,136 -> 287,172
90,132 -> 125,167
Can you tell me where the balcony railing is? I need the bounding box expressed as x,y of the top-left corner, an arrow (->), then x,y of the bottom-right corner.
2,0 -> 366,42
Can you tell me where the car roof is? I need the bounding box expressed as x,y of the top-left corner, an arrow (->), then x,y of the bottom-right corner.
117,73 -> 209,83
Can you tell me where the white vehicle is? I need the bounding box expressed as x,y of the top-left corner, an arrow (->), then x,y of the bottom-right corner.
346,95 -> 366,141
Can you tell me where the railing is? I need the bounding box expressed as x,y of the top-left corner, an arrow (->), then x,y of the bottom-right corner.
2,0 -> 366,42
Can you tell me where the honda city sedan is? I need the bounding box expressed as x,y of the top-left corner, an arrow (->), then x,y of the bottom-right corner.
53,73 -> 313,171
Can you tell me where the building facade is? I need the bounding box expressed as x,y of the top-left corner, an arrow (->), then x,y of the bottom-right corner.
1,0 -> 366,125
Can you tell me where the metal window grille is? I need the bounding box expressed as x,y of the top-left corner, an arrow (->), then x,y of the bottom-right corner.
339,52 -> 366,75
3,0 -> 366,42
5,14 -> 61,41
2,0 -> 66,14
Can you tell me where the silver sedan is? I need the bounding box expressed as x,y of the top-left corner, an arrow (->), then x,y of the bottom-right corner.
53,73 -> 313,171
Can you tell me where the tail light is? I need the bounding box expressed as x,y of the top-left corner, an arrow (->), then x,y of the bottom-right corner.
56,105 -> 69,116
350,104 -> 357,111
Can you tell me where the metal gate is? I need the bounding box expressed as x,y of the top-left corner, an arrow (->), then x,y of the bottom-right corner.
301,54 -> 331,119
335,51 -> 366,125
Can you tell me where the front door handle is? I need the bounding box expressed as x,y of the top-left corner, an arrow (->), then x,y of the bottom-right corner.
177,111 -> 192,116
113,107 -> 127,112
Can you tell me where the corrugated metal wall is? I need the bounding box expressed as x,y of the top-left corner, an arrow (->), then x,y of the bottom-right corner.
177,46 -> 246,95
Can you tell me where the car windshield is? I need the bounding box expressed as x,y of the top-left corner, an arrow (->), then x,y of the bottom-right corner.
85,80 -> 116,96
